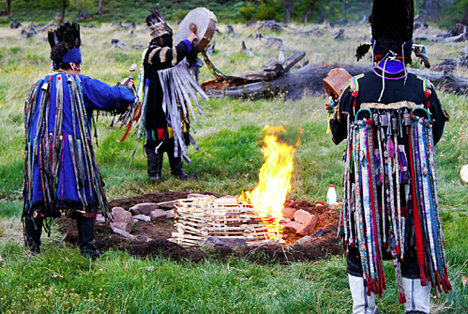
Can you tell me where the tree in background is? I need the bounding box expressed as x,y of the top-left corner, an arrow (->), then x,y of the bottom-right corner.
5,0 -> 11,15
279,0 -> 296,23
40,0 -> 68,23
70,0 -> 97,17
419,0 -> 440,19
462,2 -> 468,25
297,0 -> 319,23
97,0 -> 103,15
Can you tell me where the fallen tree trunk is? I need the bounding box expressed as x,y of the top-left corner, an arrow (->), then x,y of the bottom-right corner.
203,64 -> 468,100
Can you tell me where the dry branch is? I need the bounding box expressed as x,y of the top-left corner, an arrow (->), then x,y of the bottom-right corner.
203,64 -> 468,100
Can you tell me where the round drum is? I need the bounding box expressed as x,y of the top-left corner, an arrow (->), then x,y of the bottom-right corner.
176,7 -> 217,53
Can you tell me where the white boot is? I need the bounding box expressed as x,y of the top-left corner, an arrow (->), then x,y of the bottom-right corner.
348,274 -> 378,314
403,277 -> 431,313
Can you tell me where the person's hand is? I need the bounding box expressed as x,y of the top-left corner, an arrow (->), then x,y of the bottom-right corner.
120,77 -> 134,89
188,32 -> 198,44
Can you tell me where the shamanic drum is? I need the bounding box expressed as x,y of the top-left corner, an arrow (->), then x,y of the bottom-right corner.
322,68 -> 352,101
175,7 -> 217,53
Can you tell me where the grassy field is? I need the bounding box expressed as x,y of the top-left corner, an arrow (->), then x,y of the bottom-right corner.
0,21 -> 467,313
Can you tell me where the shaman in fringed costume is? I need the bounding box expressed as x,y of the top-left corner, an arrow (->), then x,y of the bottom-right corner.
23,23 -> 135,258
329,1 -> 451,313
142,9 -> 208,181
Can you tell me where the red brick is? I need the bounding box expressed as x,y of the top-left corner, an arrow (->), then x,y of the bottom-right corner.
293,209 -> 312,224
297,215 -> 318,236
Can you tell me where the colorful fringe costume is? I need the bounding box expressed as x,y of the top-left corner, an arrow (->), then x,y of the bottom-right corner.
330,59 -> 451,310
24,73 -> 134,221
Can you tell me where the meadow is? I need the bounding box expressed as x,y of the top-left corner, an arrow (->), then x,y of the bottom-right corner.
0,21 -> 467,313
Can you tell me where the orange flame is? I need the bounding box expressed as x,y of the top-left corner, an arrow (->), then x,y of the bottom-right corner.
243,125 -> 296,240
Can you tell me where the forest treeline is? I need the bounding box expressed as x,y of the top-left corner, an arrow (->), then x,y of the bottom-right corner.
1,0 -> 468,28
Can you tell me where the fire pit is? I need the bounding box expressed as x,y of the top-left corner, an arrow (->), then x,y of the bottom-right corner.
171,196 -> 283,247
171,126 -> 298,248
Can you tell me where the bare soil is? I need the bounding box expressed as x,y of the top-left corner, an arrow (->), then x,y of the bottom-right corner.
58,191 -> 344,264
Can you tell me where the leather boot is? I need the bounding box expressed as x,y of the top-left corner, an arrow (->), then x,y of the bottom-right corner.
168,155 -> 196,180
348,274 -> 379,314
147,150 -> 163,181
76,216 -> 100,259
24,217 -> 43,254
403,278 -> 431,314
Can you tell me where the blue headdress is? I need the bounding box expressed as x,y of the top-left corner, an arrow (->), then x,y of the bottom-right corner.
48,22 -> 82,68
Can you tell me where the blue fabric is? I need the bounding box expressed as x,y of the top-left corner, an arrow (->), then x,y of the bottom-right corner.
25,73 -> 135,214
376,60 -> 406,74
61,48 -> 82,63
182,39 -> 193,54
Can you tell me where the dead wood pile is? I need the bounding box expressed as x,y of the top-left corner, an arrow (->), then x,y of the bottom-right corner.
202,63 -> 468,100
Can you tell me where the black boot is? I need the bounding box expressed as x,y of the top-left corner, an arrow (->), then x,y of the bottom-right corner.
168,155 -> 196,180
76,217 -> 100,259
147,150 -> 163,181
24,217 -> 43,254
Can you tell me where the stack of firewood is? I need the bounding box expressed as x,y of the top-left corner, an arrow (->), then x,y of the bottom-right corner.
170,197 -> 280,247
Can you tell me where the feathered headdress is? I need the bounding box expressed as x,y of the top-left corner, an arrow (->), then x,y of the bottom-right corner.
48,22 -> 82,64
356,0 -> 424,66
146,8 -> 173,39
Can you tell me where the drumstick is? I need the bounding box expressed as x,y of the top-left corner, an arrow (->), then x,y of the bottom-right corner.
129,63 -> 137,78
189,23 -> 198,34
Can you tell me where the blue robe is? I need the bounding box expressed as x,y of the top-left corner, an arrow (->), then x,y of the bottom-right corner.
24,73 -> 135,219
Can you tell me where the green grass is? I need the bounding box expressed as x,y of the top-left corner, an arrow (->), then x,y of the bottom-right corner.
1,21 -> 468,313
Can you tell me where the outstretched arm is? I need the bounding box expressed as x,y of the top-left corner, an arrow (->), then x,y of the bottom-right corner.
80,75 -> 135,111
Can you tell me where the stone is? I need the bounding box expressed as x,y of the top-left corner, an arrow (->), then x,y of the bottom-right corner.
133,214 -> 151,222
293,209 -> 312,224
282,207 -> 296,220
165,210 -> 176,219
149,209 -> 167,220
203,236 -> 247,249
188,193 -> 215,199
111,227 -> 135,239
111,207 -> 134,231
111,222 -> 133,233
284,221 -> 303,232
129,203 -> 159,215
96,214 -> 106,223
136,235 -> 152,242
297,215 -> 318,236
311,228 -> 324,238
295,236 -> 312,245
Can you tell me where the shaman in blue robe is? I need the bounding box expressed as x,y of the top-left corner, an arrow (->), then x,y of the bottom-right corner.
24,73 -> 135,220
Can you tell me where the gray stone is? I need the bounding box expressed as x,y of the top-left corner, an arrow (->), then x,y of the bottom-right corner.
129,202 -> 159,215
111,207 -> 134,232
133,214 -> 151,222
165,211 -> 176,219
149,209 -> 167,220
311,228 -> 324,238
295,236 -> 312,245
136,235 -> 152,242
96,214 -> 106,223
111,227 -> 135,239
111,221 -> 133,233
203,236 -> 247,249
188,193 -> 216,199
